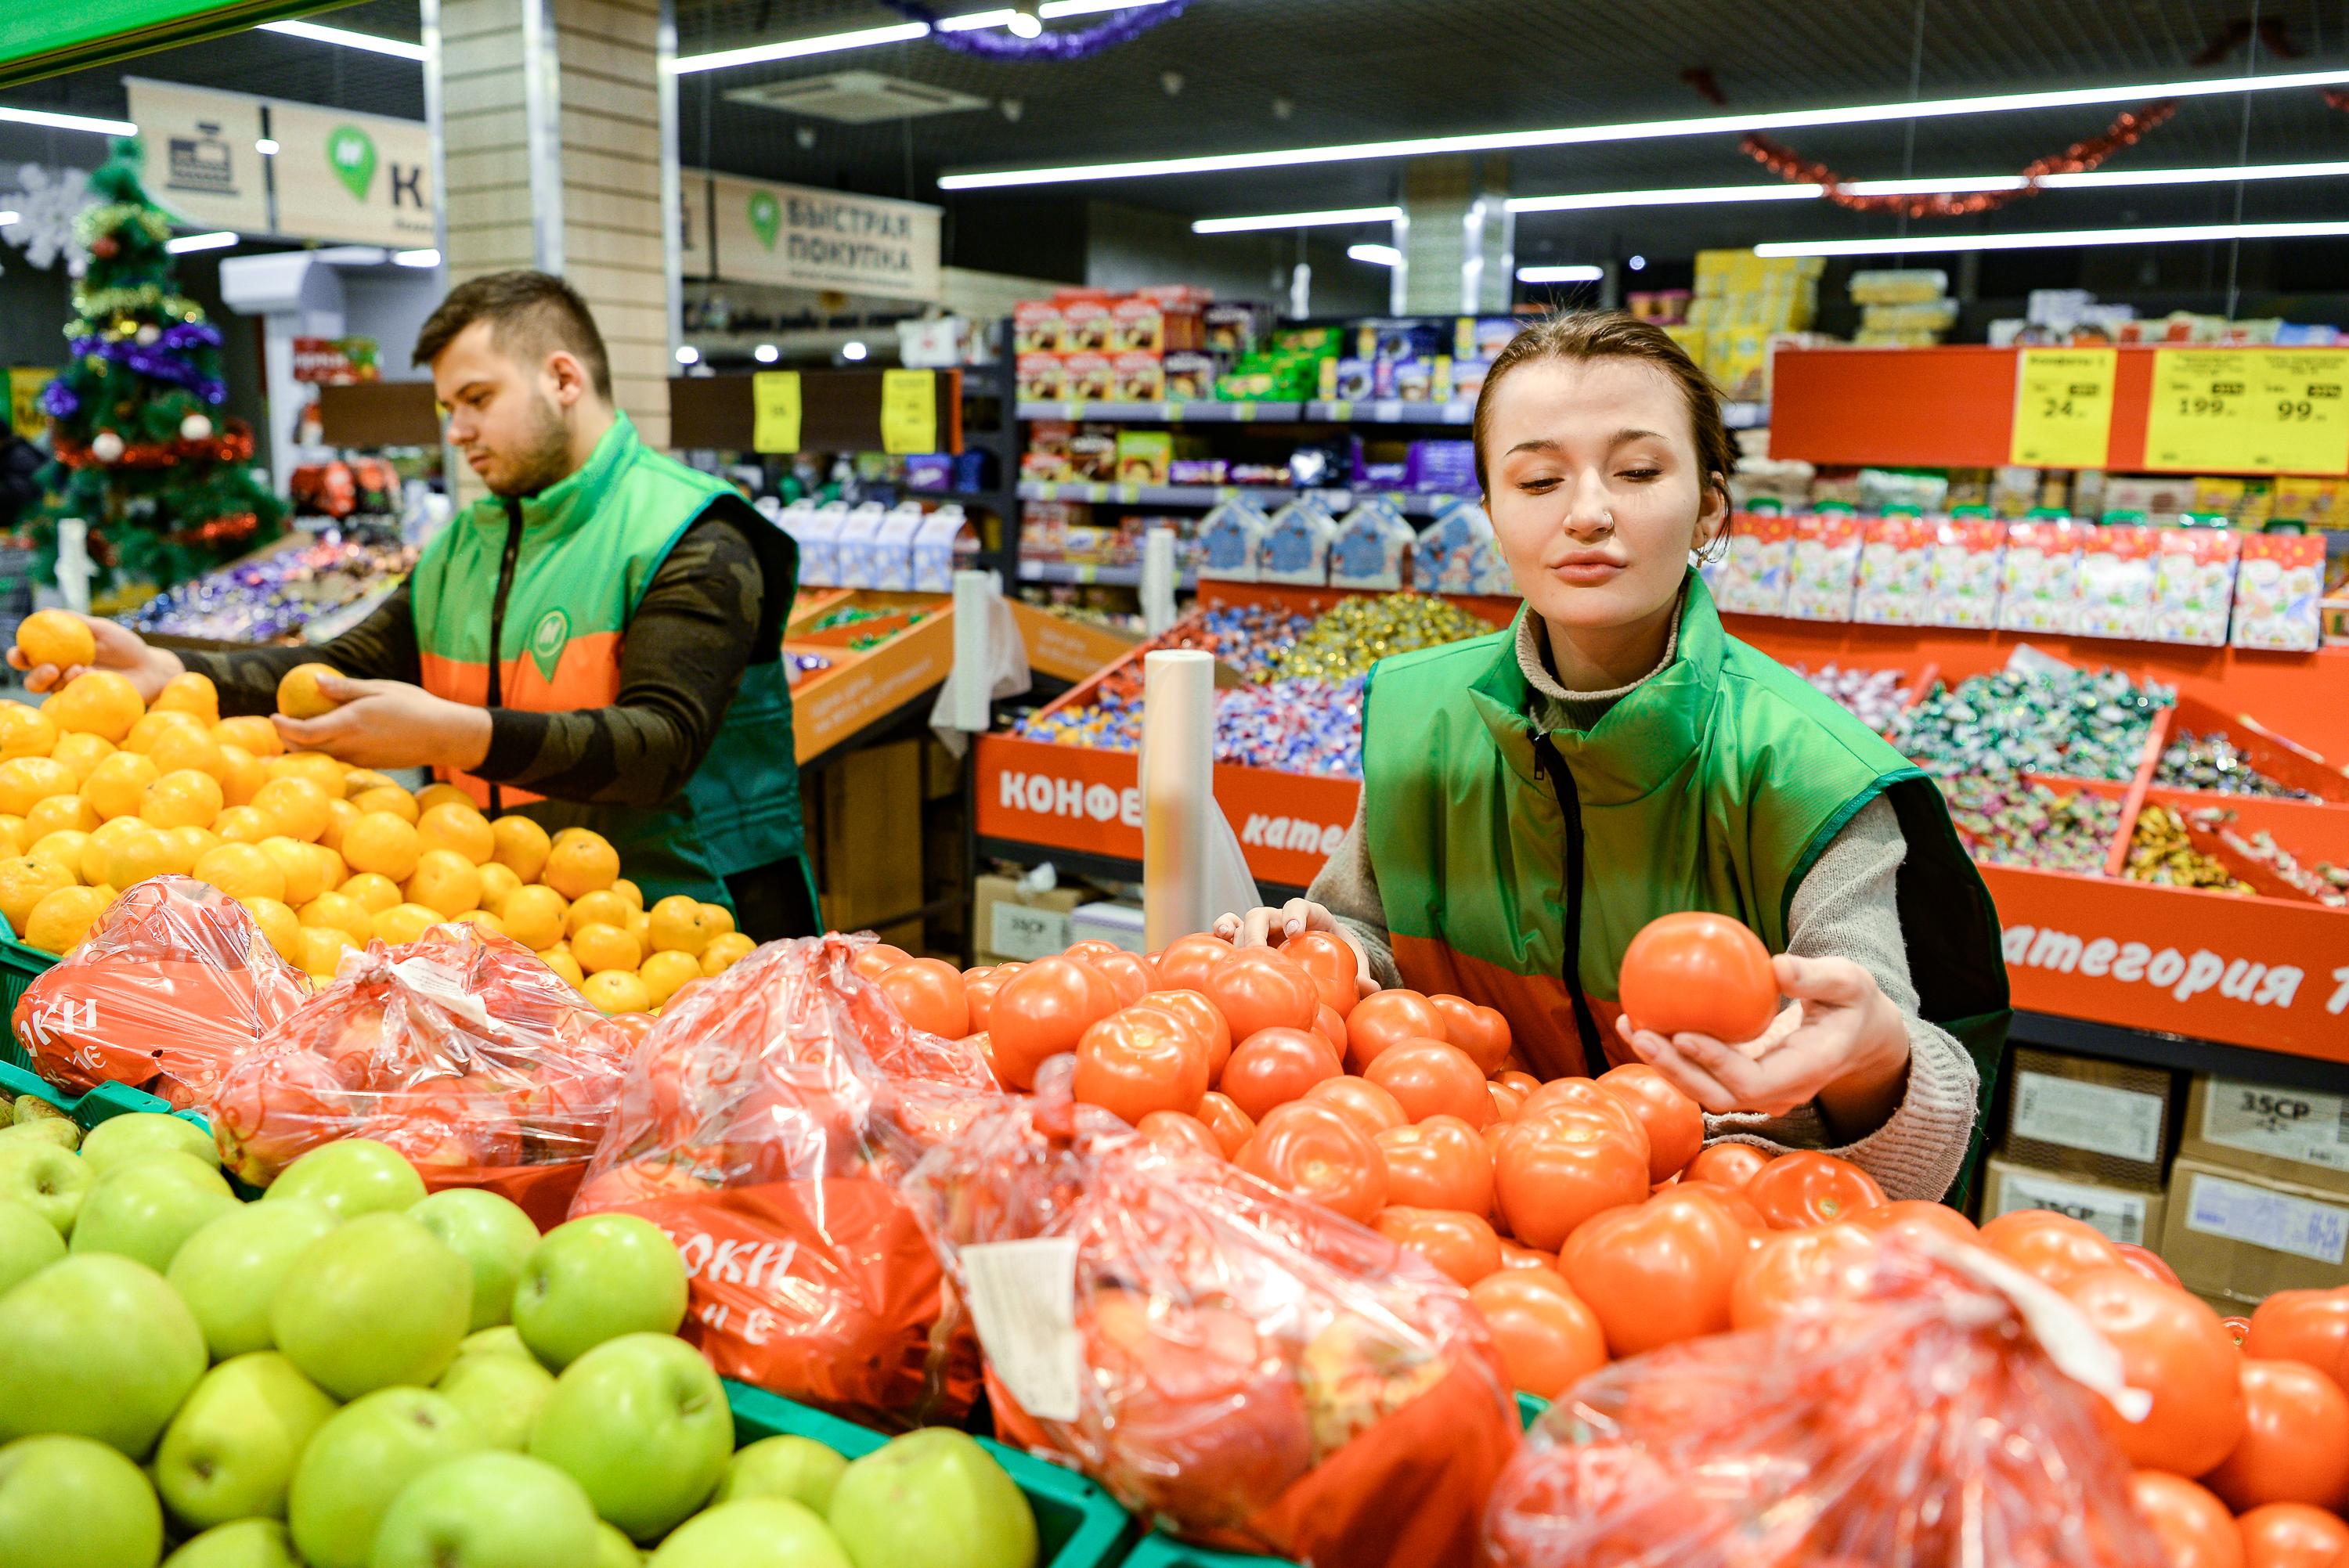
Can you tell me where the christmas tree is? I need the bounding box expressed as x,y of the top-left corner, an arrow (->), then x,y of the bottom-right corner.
26,139 -> 283,595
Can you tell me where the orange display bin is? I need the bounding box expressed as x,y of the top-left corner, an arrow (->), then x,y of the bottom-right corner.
1009,598 -> 1146,683
787,590 -> 954,766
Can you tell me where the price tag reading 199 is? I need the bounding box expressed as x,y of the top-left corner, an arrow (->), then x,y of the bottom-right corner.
2144,347 -> 2349,473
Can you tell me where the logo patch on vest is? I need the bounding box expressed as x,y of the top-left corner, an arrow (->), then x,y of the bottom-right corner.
526,607 -> 570,681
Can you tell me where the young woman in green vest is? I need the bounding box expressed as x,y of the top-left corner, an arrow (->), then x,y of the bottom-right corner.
1218,312 -> 2008,1202
11,272 -> 814,939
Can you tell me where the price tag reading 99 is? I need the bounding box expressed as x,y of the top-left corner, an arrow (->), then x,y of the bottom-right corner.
2144,347 -> 2349,474
2253,349 -> 2349,474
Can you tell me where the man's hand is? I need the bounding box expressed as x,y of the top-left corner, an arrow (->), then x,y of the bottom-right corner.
273,673 -> 493,773
5,612 -> 183,701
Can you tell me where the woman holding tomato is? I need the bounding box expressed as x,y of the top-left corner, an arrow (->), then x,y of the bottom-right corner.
1216,312 -> 2008,1203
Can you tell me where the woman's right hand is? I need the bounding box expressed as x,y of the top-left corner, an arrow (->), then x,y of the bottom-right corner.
6,612 -> 184,700
1211,898 -> 1376,995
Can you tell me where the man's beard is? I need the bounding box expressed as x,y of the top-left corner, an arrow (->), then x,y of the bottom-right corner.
486,395 -> 576,497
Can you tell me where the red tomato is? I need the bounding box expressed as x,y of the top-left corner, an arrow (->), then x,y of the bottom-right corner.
1377,1115 -> 1495,1217
2236,1503 -> 2349,1568
1140,988 -> 1232,1080
1206,950 -> 1321,1043
1517,1080 -> 1651,1165
2226,1316 -> 2255,1350
1743,1152 -> 1885,1228
2205,1358 -> 2349,1512
1374,1205 -> 1502,1287
1072,1005 -> 1211,1129
1154,932 -> 1232,994
1595,1064 -> 1705,1183
876,957 -> 969,1040
2115,1241 -> 2184,1290
2131,1472 -> 2245,1568
969,1030 -> 994,1076
1135,1109 -> 1224,1160
2246,1289 -> 2349,1393
1495,1241 -> 1554,1273
1616,910 -> 1779,1044
1683,1142 -> 1772,1190
963,961 -> 1021,1034
1728,1223 -> 1881,1330
1312,1004 -> 1348,1058
1364,1039 -> 1492,1128
1488,1082 -> 1525,1123
1851,1199 -> 1979,1251
2059,1266 -> 2247,1477
1427,994 -> 1512,1076
987,956 -> 1120,1090
1239,1101 -> 1387,1224
1496,1069 -> 1543,1100
1978,1209 -> 2127,1289
1078,949 -> 1153,1006
1492,1108 -> 1652,1252
1279,930 -> 1362,1018
1467,1271 -> 1608,1399
1195,1091 -> 1255,1159
850,941 -> 911,979
1558,1189 -> 1748,1356
1343,989 -> 1447,1072
1672,1180 -> 1768,1233
1218,1027 -> 1340,1122
1303,1074 -> 1409,1137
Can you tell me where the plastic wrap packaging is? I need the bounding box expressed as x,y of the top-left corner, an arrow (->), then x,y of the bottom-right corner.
901,1069 -> 1519,1568
209,922 -> 636,1223
1484,1242 -> 2169,1568
570,934 -> 1000,1429
13,876 -> 308,1108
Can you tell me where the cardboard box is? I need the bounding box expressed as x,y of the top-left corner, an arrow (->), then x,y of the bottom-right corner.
2160,1154 -> 2349,1307
972,873 -> 1086,965
1070,900 -> 1146,955
2180,1074 -> 2349,1197
1999,1047 -> 2175,1191
1982,1156 -> 2168,1246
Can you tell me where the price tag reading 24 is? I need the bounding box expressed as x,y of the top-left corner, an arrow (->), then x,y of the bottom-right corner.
2010,348 -> 2116,467
2145,348 -> 2349,474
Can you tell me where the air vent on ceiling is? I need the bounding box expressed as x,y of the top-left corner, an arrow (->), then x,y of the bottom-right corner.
723,70 -> 988,124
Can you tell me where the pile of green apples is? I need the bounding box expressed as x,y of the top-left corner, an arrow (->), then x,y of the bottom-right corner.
0,1105 -> 1041,1568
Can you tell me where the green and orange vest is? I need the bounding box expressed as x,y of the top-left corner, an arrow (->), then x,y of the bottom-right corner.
409,414 -> 803,907
1362,574 -> 2008,1162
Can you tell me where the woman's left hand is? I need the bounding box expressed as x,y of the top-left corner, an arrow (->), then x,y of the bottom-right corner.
1615,953 -> 1911,1130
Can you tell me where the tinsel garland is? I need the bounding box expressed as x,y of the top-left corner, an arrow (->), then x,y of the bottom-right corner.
67,334 -> 228,403
49,421 -> 255,471
876,0 -> 1185,59
1741,102 -> 2178,218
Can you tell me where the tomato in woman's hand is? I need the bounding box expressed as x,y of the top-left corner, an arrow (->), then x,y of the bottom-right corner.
2235,1503 -> 2349,1568
1136,1108 -> 1224,1160
876,957 -> 969,1040
1238,1100 -> 1387,1224
1377,1114 -> 1494,1216
1595,1064 -> 1705,1183
1375,1205 -> 1502,1287
1195,1090 -> 1255,1159
1492,1108 -> 1651,1252
1140,989 -> 1232,1079
1850,1199 -> 1979,1251
1557,1189 -> 1747,1356
1343,989 -> 1447,1072
1427,994 -> 1512,1076
1616,910 -> 1779,1044
1977,1209 -> 2126,1289
1467,1271 -> 1608,1399
850,941 -> 911,979
1154,932 -> 1232,993
2246,1289 -> 2349,1393
1517,1080 -> 1651,1168
1279,929 -> 1362,1017
1207,949 -> 1321,1042
1728,1222 -> 1881,1330
987,955 -> 1121,1090
2130,1472 -> 2245,1568
1741,1151 -> 1885,1229
1218,1027 -> 1340,1122
1312,1004 -> 1348,1058
1303,1074 -> 1409,1137
1073,1004 -> 1211,1128
2204,1358 -> 2349,1512
1364,1039 -> 1492,1128
963,961 -> 1021,1034
2114,1241 -> 2184,1291
2059,1266 -> 2246,1477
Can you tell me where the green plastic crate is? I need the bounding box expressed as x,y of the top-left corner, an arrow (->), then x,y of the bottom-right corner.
0,932 -> 54,1076
720,1380 -> 1134,1568
0,1055 -> 198,1131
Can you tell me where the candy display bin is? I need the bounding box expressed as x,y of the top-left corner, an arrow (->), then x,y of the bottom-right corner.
784,589 -> 957,765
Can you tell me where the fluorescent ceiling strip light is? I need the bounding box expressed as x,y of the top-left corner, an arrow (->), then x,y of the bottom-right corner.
2043,157 -> 2349,189
0,104 -> 138,136
1505,159 -> 2349,215
258,19 -> 428,60
165,231 -> 239,254
938,9 -> 1018,29
1039,0 -> 1167,15
1756,218 -> 2349,258
393,248 -> 442,268
673,20 -> 929,74
1193,204 -> 1402,234
0,212 -> 18,226
1347,243 -> 1400,266
1518,264 -> 1604,282
1510,183 -> 1824,213
939,65 -> 2349,189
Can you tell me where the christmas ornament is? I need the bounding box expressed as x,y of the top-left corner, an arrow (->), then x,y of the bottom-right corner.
179,413 -> 213,442
135,324 -> 159,346
90,431 -> 124,463
0,162 -> 94,274
91,234 -> 117,260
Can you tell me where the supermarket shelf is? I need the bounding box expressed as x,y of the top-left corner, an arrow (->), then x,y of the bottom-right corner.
1019,396 -> 1767,431
1017,559 -> 1197,589
1017,480 -> 1470,517
1017,400 -> 1301,423
978,837 -> 1309,907
2010,1011 -> 2349,1091
1303,398 -> 1476,426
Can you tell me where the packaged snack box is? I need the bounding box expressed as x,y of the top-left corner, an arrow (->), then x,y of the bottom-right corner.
1256,497 -> 1340,586
1786,510 -> 1864,621
1852,514 -> 1936,625
1713,513 -> 1795,616
2231,532 -> 2325,651
2075,524 -> 2160,640
1199,497 -> 1272,581
1328,499 -> 1415,591
1925,515 -> 2007,629
2150,527 -> 2242,646
1997,518 -> 2086,633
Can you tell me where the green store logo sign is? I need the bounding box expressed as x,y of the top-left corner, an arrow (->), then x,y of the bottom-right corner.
327,125 -> 378,201
528,607 -> 570,680
748,191 -> 781,251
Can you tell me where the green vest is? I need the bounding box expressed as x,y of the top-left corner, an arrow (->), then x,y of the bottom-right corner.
1362,575 -> 2008,1193
409,414 -> 803,906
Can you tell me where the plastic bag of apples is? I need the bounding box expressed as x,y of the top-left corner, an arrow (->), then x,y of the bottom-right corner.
14,874 -> 309,1108
569,933 -> 1001,1430
209,921 -> 635,1222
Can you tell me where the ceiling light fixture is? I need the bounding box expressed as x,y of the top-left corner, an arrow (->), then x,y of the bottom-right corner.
392,248 -> 442,268
1517,264 -> 1604,283
1628,254 -> 1647,270
258,19 -> 428,60
1755,218 -> 2349,258
313,245 -> 388,265
754,344 -> 780,363
939,65 -> 2349,189
254,138 -> 280,157
1006,5 -> 1044,38
1347,243 -> 1401,267
1193,204 -> 1403,235
1504,158 -> 2349,216
164,231 -> 239,254
0,104 -> 138,137
673,20 -> 929,74
842,341 -> 870,361
0,212 -> 20,227
676,345 -> 702,365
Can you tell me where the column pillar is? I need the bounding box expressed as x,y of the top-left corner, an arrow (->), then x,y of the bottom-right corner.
1396,154 -> 1513,316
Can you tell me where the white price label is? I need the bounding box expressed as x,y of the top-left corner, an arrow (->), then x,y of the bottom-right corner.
2011,1073 -> 2167,1165
2201,1080 -> 2349,1172
960,1238 -> 1081,1422
2185,1172 -> 2349,1265
1991,1168 -> 2151,1245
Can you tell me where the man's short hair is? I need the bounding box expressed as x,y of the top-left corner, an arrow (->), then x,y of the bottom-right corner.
412,269 -> 612,400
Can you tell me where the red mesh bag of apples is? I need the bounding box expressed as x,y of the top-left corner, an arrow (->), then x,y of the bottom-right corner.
209,921 -> 635,1224
900,1066 -> 1521,1568
1484,1240 -> 2170,1568
13,875 -> 309,1108
568,933 -> 1001,1430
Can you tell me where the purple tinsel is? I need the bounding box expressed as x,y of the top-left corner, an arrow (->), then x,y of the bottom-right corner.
67,334 -> 225,402
161,322 -> 222,351
40,382 -> 78,419
880,0 -> 1186,59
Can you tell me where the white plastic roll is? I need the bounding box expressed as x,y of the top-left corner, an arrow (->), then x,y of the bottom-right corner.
1141,647 -> 1214,949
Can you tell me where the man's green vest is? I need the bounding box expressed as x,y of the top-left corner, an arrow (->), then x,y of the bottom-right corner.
1362,575 -> 2008,1180
409,414 -> 803,907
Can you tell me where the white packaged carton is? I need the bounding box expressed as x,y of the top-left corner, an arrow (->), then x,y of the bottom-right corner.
911,506 -> 976,593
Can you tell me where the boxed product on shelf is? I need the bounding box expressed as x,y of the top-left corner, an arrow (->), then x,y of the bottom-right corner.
1981,1156 -> 2167,1245
2180,1072 -> 2349,1191
1066,427 -> 1117,481
1109,294 -> 1203,352
1326,357 -> 1375,401
1456,315 -> 1521,360
2149,528 -> 2242,647
1013,300 -> 1065,354
1411,499 -> 1512,594
869,503 -> 924,591
1996,517 -> 2086,633
1163,349 -> 1223,399
781,499 -> 849,587
1113,430 -> 1203,485
2192,475 -> 2272,530
2076,524 -> 2161,640
1062,351 -> 1117,402
2272,474 -> 2346,528
1202,301 -> 1268,354
1849,269 -> 1951,305
902,452 -> 954,492
910,506 -> 977,593
1167,456 -> 1229,485
1448,356 -> 1492,401
1851,514 -> 1934,625
1059,294 -> 1113,351
1014,352 -> 1068,402
1256,497 -> 1339,586
1387,357 -> 1440,402
1406,438 -> 1478,495
1070,899 -> 1146,953
1019,499 -> 1081,558
1198,496 -> 1272,581
1784,510 -> 1861,621
2232,532 -> 2326,651
1328,499 -> 1414,591
2160,1154 -> 2349,1308
1713,512 -> 1795,615
833,501 -> 889,587
1112,350 -> 1165,401
2100,474 -> 2196,522
2001,1046 -> 2175,1191
1857,468 -> 1950,514
1925,515 -> 2006,628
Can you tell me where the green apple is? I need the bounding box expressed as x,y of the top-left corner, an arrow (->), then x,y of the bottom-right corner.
270,1211 -> 470,1400
593,1522 -> 642,1568
511,1213 -> 687,1371
0,1196 -> 66,1293
828,1429 -> 1037,1568
286,1388 -> 483,1568
153,1352 -> 337,1530
0,1433 -> 164,1568
0,1253 -> 207,1454
165,1199 -> 337,1360
527,1333 -> 731,1542
0,1139 -> 90,1235
0,1116 -> 78,1150
453,1325 -> 532,1362
163,1519 -> 301,1568
435,1346 -> 555,1451
647,1498 -> 852,1568
717,1435 -> 850,1514
410,1188 -> 540,1332
264,1139 -> 424,1220
81,1112 -> 220,1176
70,1152 -> 239,1272
368,1451 -> 601,1568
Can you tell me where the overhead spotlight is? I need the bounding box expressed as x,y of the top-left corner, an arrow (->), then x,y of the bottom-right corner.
675,345 -> 701,366
1272,97 -> 1294,121
1628,254 -> 1647,271
1161,70 -> 1185,96
1001,98 -> 1024,122
754,344 -> 780,363
254,139 -> 280,156
1007,5 -> 1043,36
842,340 -> 869,361
795,126 -> 817,150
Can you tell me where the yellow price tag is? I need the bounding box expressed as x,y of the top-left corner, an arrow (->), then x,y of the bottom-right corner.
749,370 -> 801,453
2145,348 -> 2349,473
2009,348 -> 2115,467
7,367 -> 52,436
2252,348 -> 2349,474
879,369 -> 937,455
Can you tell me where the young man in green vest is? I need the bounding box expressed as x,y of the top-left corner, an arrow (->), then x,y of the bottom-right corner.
13,270 -> 814,937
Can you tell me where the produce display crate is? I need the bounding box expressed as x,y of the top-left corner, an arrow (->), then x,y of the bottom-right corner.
785,589 -> 958,766
720,1380 -> 1133,1568
0,1055 -> 197,1130
0,932 -> 52,1066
